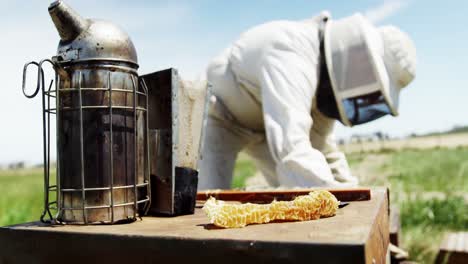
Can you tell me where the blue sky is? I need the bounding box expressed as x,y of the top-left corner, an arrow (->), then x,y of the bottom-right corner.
0,0 -> 467,164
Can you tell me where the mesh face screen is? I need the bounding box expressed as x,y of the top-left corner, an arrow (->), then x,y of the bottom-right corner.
332,44 -> 377,92
321,16 -> 401,126
342,91 -> 391,125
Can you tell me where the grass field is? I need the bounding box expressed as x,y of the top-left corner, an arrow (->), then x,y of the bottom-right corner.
0,168 -> 44,225
233,147 -> 468,263
348,147 -> 468,263
1,146 -> 467,263
341,132 -> 468,153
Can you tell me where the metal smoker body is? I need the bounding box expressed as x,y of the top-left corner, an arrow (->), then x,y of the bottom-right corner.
22,1 -> 150,224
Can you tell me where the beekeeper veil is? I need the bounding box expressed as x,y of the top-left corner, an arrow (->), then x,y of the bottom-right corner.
319,13 -> 416,127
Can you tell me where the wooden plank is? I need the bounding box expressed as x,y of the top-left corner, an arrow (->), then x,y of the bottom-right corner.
390,205 -> 401,246
436,232 -> 468,264
197,188 -> 371,203
365,189 -> 389,264
0,188 -> 387,264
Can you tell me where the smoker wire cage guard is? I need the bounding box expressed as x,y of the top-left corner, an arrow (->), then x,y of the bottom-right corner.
20,0 -> 209,223
20,0 -> 151,224
22,59 -> 152,225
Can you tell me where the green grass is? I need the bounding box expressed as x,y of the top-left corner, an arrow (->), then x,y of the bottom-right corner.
231,159 -> 257,189
0,169 -> 44,226
384,147 -> 468,193
398,196 -> 468,263
401,195 -> 468,230
346,147 -> 468,263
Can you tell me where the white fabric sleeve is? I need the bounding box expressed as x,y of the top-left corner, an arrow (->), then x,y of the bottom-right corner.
259,46 -> 346,187
310,109 -> 358,186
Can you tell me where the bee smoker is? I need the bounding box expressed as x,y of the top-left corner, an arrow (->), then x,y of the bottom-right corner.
22,0 -> 151,224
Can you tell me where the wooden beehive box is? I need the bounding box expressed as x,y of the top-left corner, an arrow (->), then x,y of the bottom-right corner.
0,188 -> 389,264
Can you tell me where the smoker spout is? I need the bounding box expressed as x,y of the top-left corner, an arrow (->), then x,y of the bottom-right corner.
48,1 -> 89,42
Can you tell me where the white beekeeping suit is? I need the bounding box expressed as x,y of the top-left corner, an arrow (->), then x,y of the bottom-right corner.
198,12 -> 416,190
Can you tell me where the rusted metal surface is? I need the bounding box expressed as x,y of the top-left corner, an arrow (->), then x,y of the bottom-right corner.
142,69 -> 207,216
0,188 -> 389,264
173,167 -> 198,215
57,66 -> 148,224
197,188 -> 372,203
142,69 -> 176,215
49,1 -> 138,65
48,0 -> 89,43
21,1 -> 150,224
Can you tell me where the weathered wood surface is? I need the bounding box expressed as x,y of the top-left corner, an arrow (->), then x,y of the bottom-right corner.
197,188 -> 372,203
390,205 -> 401,246
435,232 -> 468,264
0,188 -> 388,264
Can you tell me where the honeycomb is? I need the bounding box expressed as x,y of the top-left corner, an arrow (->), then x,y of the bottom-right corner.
202,190 -> 339,228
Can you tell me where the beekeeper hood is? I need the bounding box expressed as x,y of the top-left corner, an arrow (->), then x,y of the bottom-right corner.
321,13 -> 416,127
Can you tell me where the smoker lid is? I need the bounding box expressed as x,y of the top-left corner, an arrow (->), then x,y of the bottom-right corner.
57,19 -> 138,66
49,1 -> 138,66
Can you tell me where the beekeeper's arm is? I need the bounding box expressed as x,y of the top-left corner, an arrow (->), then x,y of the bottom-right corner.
310,109 -> 358,185
259,45 -> 353,187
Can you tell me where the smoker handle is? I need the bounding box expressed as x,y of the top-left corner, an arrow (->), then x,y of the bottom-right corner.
22,59 -> 60,99
21,59 -> 59,223
22,61 -> 43,98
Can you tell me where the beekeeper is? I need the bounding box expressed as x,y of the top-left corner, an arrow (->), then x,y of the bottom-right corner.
198,12 -> 416,189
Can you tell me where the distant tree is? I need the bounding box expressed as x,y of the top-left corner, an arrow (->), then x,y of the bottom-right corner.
374,131 -> 390,151
449,125 -> 468,134
8,162 -> 25,170
375,131 -> 384,141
